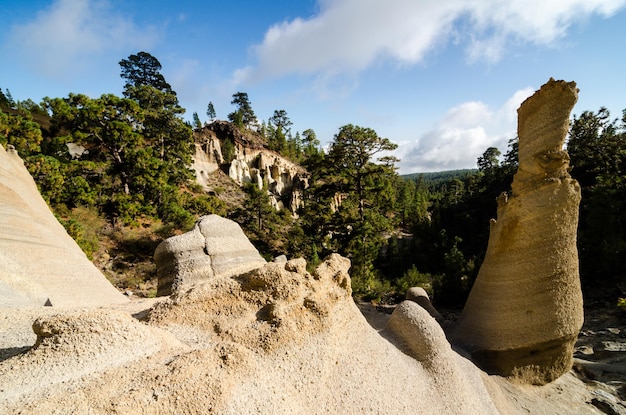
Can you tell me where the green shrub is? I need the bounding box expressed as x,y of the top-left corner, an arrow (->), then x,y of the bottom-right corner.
396,265 -> 432,297
58,214 -> 100,260
185,194 -> 226,216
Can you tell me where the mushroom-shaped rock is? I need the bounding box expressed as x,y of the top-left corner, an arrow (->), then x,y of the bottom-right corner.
453,79 -> 583,385
155,214 -> 266,296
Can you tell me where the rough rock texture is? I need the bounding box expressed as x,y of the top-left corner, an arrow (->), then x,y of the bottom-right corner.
192,122 -> 309,214
227,148 -> 308,213
0,144 -> 127,308
453,79 -> 584,385
0,256 -> 496,414
0,309 -> 167,404
0,254 -> 605,414
154,214 -> 266,296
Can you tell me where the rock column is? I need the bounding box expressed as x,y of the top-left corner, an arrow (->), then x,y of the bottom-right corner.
453,79 -> 583,384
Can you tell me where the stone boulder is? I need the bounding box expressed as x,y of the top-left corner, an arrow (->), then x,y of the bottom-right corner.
405,286 -> 445,323
154,214 -> 266,296
386,300 -> 452,368
453,79 -> 583,384
0,144 -> 127,307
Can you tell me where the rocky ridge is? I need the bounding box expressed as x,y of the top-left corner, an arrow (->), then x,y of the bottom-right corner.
192,121 -> 308,213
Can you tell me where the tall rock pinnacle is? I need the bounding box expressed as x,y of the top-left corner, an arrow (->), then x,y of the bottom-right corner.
453,79 -> 583,385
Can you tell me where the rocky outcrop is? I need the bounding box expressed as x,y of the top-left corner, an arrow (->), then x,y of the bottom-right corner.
154,214 -> 266,296
0,310 -> 164,403
0,255 -> 510,414
192,139 -> 223,187
0,218 -> 607,414
0,144 -> 127,307
192,122 -> 308,214
453,79 -> 583,385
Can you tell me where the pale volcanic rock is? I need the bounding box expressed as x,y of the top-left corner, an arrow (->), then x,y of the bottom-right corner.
405,286 -> 445,323
4,256 -> 500,414
0,144 -> 127,307
191,122 -> 309,214
0,255 -> 605,414
453,79 -> 584,385
154,214 -> 266,296
386,300 -> 452,367
0,309 -> 165,404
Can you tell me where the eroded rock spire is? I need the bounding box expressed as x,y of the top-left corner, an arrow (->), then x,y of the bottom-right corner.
453,79 -> 583,385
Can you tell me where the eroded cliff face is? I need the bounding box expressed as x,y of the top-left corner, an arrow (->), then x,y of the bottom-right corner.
453,79 -> 583,385
192,122 -> 308,214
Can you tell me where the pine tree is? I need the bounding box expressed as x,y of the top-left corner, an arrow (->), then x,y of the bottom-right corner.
192,111 -> 202,129
206,101 -> 216,122
228,92 -> 257,129
303,124 -> 399,292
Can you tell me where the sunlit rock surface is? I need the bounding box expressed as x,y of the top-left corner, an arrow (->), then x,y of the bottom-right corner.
192,122 -> 308,214
453,79 -> 583,384
154,214 -> 266,296
0,144 -> 127,307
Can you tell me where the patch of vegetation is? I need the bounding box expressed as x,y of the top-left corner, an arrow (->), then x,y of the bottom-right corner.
3,60 -> 625,308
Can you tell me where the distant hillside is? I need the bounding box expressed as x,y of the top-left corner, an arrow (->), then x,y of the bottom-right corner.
401,169 -> 478,189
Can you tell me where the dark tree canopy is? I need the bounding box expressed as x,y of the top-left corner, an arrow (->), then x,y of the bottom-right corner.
228,92 -> 257,129
301,128 -> 320,158
119,51 -> 172,94
302,124 -> 399,292
477,146 -> 501,173
568,107 -> 626,285
268,109 -> 292,152
206,101 -> 216,121
192,112 -> 202,129
0,88 -> 11,109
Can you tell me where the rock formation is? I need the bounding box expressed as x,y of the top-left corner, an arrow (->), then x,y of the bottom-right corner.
0,144 -> 127,307
192,122 -> 308,214
154,214 -> 266,296
0,310 -> 164,403
0,210 -> 608,414
0,254 -> 505,414
453,79 -> 583,384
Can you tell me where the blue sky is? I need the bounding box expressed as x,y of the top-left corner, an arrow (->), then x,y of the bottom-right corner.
1,0 -> 625,173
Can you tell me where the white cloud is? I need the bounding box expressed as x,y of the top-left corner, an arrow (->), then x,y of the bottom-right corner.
397,87 -> 534,173
8,0 -> 158,79
237,0 -> 626,82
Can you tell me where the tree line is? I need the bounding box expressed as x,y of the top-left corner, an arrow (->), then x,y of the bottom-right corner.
1,53 -> 624,305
